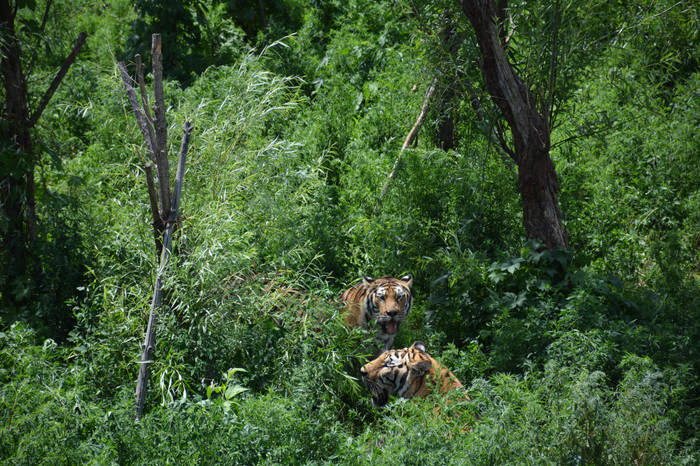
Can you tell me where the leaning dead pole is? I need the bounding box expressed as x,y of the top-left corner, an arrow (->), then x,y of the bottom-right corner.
118,33 -> 193,420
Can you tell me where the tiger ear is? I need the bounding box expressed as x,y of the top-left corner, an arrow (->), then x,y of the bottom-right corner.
400,274 -> 413,288
408,341 -> 431,376
362,276 -> 375,288
410,341 -> 427,352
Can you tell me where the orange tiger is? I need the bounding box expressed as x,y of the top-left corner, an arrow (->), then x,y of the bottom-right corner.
360,341 -> 469,408
340,274 -> 413,352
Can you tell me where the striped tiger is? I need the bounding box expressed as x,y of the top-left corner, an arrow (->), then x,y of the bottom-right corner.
360,341 -> 468,407
340,274 -> 413,352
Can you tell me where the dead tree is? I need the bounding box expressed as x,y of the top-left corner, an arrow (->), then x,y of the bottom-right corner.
119,34 -> 172,258
134,121 -> 192,420
119,33 -> 193,419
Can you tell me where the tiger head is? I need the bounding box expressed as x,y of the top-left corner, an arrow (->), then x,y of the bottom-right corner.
361,274 -> 413,349
360,341 -> 464,408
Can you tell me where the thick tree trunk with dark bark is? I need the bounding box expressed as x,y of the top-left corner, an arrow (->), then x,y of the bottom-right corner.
1,0 -> 34,301
1,0 -> 87,305
458,0 -> 567,250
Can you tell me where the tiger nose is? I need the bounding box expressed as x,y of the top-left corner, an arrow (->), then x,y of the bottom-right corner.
360,366 -> 367,376
387,310 -> 398,318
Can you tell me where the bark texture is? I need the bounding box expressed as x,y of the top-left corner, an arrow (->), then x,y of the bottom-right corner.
1,0 -> 32,282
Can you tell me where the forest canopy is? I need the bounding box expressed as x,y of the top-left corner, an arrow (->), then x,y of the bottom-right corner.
1,0 -> 699,463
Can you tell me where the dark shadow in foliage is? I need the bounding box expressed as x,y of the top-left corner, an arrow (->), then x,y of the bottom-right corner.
428,240 -> 645,374
126,0 -> 301,85
0,186 -> 93,342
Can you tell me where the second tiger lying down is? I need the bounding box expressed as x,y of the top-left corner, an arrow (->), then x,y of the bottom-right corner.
360,341 -> 470,407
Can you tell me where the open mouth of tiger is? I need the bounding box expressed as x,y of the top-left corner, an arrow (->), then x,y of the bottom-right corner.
380,320 -> 399,335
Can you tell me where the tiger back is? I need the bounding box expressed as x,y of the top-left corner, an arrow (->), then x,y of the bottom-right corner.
340,274 -> 413,352
360,341 -> 468,408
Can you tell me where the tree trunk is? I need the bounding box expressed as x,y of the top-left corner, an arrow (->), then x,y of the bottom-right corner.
458,0 -> 567,250
2,1 -> 87,306
1,0 -> 33,301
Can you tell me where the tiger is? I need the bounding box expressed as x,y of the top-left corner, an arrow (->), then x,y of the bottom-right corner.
360,341 -> 469,408
340,274 -> 413,352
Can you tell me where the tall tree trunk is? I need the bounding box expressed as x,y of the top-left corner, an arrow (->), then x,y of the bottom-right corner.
1,0 -> 33,300
458,0 -> 567,250
1,1 -> 87,306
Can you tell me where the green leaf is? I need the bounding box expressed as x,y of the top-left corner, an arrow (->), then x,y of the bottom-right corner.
224,385 -> 248,400
506,262 -> 521,274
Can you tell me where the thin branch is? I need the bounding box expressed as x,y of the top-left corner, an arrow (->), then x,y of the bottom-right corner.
497,0 -> 508,46
170,122 -> 193,221
545,0 -> 560,127
145,162 -> 164,257
465,82 -> 516,162
494,119 -> 516,162
377,77 -> 437,204
402,79 -> 436,151
26,0 -> 52,77
118,61 -> 157,163
135,54 -> 158,159
27,31 -> 87,129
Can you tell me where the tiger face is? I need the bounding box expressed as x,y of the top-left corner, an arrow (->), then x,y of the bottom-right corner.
340,274 -> 413,351
360,341 -> 466,408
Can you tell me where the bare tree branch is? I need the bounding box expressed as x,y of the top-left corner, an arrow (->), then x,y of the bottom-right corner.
152,34 -> 171,218
135,121 -> 192,421
118,61 -> 157,163
493,119 -> 516,162
377,77 -> 437,205
171,122 -> 193,220
135,54 -> 158,160
27,31 -> 87,129
145,162 -> 164,257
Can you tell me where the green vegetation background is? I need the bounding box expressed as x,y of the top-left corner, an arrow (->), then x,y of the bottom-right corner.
1,0 -> 699,463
